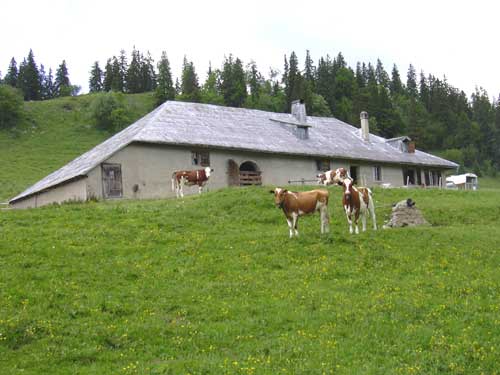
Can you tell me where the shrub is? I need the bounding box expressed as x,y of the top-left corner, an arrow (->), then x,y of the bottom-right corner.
0,84 -> 24,130
89,92 -> 131,131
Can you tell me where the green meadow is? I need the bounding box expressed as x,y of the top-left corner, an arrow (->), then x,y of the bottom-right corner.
1,186 -> 500,374
1,94 -> 500,374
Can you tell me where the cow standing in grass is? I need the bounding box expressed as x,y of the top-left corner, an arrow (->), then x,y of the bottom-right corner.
270,188 -> 330,238
317,167 -> 350,186
172,167 -> 213,198
341,178 -> 377,234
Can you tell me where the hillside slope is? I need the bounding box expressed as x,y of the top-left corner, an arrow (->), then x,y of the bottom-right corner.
1,187 -> 500,374
0,93 -> 156,203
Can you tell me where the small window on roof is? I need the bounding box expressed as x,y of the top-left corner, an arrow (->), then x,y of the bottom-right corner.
296,126 -> 309,140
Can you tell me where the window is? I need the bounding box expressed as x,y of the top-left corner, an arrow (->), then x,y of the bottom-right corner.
373,166 -> 382,181
316,159 -> 330,172
191,151 -> 210,167
296,126 -> 309,140
102,163 -> 123,198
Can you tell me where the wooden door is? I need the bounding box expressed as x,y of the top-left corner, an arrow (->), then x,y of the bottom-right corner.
227,159 -> 239,186
102,163 -> 123,198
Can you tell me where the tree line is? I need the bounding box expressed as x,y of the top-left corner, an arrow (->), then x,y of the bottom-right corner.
1,49 -> 80,100
2,47 -> 499,175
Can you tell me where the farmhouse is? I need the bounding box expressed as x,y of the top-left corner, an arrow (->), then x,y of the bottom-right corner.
9,100 -> 458,209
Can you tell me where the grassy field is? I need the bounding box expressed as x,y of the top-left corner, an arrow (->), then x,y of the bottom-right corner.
1,186 -> 500,374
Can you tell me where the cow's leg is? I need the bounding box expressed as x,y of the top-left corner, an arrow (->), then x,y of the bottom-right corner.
175,179 -> 180,198
179,177 -> 185,198
369,198 -> 377,230
292,212 -> 299,237
286,217 -> 294,238
345,206 -> 353,234
320,204 -> 329,234
361,212 -> 367,232
354,210 -> 360,234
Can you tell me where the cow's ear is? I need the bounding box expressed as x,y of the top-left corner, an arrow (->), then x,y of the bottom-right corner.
283,189 -> 288,193
269,190 -> 275,194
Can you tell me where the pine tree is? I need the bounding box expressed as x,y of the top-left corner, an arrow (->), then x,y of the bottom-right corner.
220,55 -> 247,107
200,63 -> 224,105
111,57 -> 124,92
419,71 -> 430,110
304,50 -> 315,89
89,61 -> 103,93
18,50 -> 42,100
406,64 -> 418,98
284,51 -> 303,111
155,51 -> 175,104
316,56 -> 335,113
45,68 -> 55,99
355,62 -> 365,88
4,58 -> 18,87
39,64 -> 51,100
389,64 -> 403,96
179,56 -> 200,102
141,51 -> 156,92
103,59 -> 113,92
55,60 -> 71,97
375,59 -> 390,89
126,48 -> 142,93
175,78 -> 181,96
119,49 -> 128,91
246,60 -> 262,104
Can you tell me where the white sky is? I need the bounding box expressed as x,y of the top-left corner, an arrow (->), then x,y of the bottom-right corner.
1,0 -> 498,99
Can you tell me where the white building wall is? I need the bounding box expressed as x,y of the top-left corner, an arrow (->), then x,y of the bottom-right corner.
85,143 -> 417,201
10,178 -> 87,209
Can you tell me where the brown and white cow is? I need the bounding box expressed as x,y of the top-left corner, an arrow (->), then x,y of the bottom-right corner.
341,178 -> 377,234
317,167 -> 350,186
172,166 -> 213,198
270,188 -> 330,238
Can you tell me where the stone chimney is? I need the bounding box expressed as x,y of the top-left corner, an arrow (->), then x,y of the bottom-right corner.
360,111 -> 370,142
408,141 -> 416,153
291,99 -> 307,123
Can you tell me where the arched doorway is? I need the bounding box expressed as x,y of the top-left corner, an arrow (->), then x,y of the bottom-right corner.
239,161 -> 262,186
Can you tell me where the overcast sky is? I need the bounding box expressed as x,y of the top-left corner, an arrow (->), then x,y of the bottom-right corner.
1,0 -> 498,99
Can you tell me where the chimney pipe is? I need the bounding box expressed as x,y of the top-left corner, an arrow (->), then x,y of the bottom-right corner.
360,111 -> 369,142
291,99 -> 307,123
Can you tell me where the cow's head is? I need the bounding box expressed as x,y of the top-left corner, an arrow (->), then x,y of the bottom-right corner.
342,177 -> 353,194
333,167 -> 349,185
270,187 -> 288,208
205,167 -> 214,177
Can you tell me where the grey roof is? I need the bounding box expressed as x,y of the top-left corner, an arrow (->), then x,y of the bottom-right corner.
10,101 -> 458,203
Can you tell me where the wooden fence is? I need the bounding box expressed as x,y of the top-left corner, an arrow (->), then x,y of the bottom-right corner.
239,171 -> 262,186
